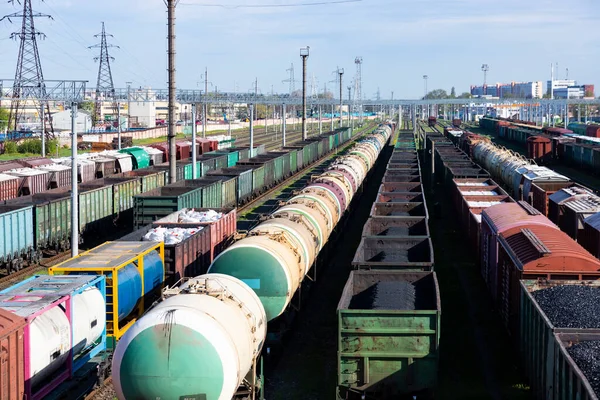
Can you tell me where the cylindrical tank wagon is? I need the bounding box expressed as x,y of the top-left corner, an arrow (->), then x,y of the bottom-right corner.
112,123 -> 394,400
112,274 -> 266,400
0,275 -> 106,400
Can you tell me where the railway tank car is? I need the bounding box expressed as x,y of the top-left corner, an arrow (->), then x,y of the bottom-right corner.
207,124 -> 391,320
111,123 -> 393,400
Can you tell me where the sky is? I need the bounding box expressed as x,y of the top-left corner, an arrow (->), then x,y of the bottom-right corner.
0,0 -> 598,99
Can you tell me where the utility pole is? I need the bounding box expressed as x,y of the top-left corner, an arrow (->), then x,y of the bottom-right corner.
2,0 -> 53,138
126,81 -> 132,130
300,46 -> 309,140
347,85 -> 352,127
191,104 -> 197,178
41,104 -> 45,156
203,67 -> 208,138
282,103 -> 286,147
117,102 -> 121,149
249,103 -> 254,154
338,68 -> 344,128
90,22 -> 118,130
70,102 -> 78,257
166,0 -> 178,183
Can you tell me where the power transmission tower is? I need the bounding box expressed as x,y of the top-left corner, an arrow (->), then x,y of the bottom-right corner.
354,57 -> 363,123
1,0 -> 53,137
90,22 -> 118,126
282,63 -> 295,94
310,73 -> 318,101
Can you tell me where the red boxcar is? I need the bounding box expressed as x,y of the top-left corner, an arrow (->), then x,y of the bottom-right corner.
480,201 -> 558,302
526,136 -> 552,163
497,225 -> 600,335
0,174 -> 19,201
0,307 -> 25,400
586,124 -> 600,138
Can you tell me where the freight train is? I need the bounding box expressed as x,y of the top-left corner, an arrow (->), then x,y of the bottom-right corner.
479,115 -> 600,171
0,126 -> 359,399
431,124 -> 600,399
337,127 -> 441,399
110,123 -> 395,400
0,128 -> 353,273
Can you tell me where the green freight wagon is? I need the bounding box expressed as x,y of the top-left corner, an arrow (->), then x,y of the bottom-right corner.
269,151 -> 291,178
296,148 -> 304,170
202,153 -> 229,171
552,332 -> 600,400
238,157 -> 275,188
207,149 -> 239,168
118,147 -> 150,169
119,170 -> 167,193
253,153 -> 284,183
166,179 -> 223,209
199,175 -> 236,208
78,184 -> 115,234
251,164 -> 265,196
228,147 -> 250,161
207,166 -> 253,205
6,192 -> 72,251
151,161 -> 188,182
287,149 -> 298,174
337,270 -> 441,399
519,279 -> 600,400
81,176 -> 141,215
133,185 -> 203,228
567,122 -> 588,135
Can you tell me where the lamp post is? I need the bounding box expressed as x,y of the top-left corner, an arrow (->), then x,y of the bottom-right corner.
338,68 -> 344,127
300,46 -> 309,140
423,75 -> 428,119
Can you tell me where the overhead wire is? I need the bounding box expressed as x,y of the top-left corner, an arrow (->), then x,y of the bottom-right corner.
179,0 -> 361,8
38,1 -> 158,88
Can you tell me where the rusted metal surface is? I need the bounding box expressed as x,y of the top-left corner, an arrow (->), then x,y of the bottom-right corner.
337,270 -> 441,397
0,307 -> 25,400
496,226 -> 600,333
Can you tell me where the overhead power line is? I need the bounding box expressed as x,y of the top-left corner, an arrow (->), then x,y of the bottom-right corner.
179,0 -> 361,9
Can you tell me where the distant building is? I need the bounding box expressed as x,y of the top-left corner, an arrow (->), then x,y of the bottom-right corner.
547,79 -> 576,94
470,81 -> 543,99
553,85 -> 595,99
51,110 -> 92,131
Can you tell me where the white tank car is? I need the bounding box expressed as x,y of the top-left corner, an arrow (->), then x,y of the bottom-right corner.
112,274 -> 266,400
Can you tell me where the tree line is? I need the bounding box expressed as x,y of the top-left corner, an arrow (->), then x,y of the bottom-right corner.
424,87 -> 471,100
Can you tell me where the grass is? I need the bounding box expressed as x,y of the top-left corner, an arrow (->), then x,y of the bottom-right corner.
0,147 -> 86,160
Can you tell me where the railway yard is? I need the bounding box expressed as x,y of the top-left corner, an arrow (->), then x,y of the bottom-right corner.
3,114 -> 600,400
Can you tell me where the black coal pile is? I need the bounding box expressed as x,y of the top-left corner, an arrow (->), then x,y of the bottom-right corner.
532,285 -> 600,328
349,281 -> 415,310
566,340 -> 600,396
381,226 -> 409,236
368,251 -> 409,263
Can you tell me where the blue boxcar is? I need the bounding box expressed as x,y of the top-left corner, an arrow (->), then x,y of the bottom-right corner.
0,205 -> 36,272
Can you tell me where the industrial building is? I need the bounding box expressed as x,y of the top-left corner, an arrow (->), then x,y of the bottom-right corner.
470,81 -> 543,99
